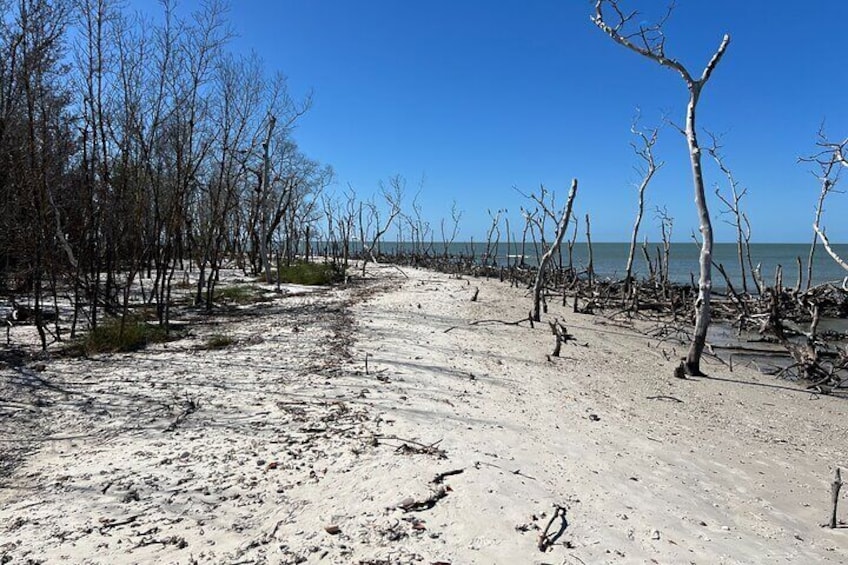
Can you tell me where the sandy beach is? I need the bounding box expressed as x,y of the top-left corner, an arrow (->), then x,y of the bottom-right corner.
2,264 -> 847,564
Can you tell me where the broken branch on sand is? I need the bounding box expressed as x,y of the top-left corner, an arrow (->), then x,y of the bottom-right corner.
432,468 -> 464,484
538,504 -> 569,552
443,316 -> 532,333
646,395 -> 684,403
548,319 -> 575,357
373,435 -> 448,459
98,514 -> 141,534
827,467 -> 843,529
163,396 -> 200,433
398,486 -> 448,512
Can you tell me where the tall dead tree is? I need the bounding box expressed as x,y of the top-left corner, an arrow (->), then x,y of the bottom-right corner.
439,201 -> 462,258
705,131 -> 753,294
593,1 -> 731,376
807,135 -> 848,277
801,132 -> 845,288
359,175 -> 404,276
258,114 -> 277,283
531,179 -> 578,322
624,117 -> 662,296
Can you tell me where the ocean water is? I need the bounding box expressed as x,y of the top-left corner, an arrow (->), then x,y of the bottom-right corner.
373,241 -> 848,290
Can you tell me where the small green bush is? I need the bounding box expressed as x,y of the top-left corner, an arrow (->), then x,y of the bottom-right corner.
80,317 -> 169,354
214,284 -> 262,304
276,262 -> 344,285
205,333 -> 235,350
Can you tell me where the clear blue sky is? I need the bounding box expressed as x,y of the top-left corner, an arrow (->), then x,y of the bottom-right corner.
129,1 -> 848,243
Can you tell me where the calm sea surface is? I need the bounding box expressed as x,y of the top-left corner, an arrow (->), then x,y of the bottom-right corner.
375,241 -> 848,290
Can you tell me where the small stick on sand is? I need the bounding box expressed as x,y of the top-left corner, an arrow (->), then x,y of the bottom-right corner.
399,486 -> 448,512
432,468 -> 464,484
98,514 -> 141,533
374,435 -> 447,459
538,504 -> 568,552
163,397 -> 199,433
646,395 -> 684,403
828,467 -> 843,528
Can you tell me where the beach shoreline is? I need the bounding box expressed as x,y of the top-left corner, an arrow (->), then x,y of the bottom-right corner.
1,263 -> 846,564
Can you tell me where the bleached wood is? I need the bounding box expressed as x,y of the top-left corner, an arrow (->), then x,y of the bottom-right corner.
813,224 -> 848,272
593,0 -> 731,375
532,179 -> 578,322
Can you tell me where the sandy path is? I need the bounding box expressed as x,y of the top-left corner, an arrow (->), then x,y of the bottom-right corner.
320,267 -> 848,564
1,265 -> 847,564
0,277 -> 392,564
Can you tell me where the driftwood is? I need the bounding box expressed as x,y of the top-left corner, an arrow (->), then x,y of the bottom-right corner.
646,395 -> 684,403
548,319 -> 574,357
444,316 -> 532,334
98,514 -> 141,534
365,242 -> 848,390
432,468 -> 464,485
374,435 -> 447,459
398,486 -> 448,512
163,397 -> 199,433
828,467 -> 843,528
538,504 -> 569,552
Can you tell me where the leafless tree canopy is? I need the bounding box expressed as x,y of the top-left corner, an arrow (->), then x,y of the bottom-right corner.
593,0 -> 731,376
0,0 -> 332,344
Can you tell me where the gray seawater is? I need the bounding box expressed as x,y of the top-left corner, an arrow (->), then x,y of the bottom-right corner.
376,241 -> 848,290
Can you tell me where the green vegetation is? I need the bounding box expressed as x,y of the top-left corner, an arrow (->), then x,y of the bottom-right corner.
275,262 -> 345,286
214,284 -> 264,304
204,333 -> 236,350
72,317 -> 170,355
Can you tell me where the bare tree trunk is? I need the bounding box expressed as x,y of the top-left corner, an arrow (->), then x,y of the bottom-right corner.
706,132 -> 749,294
684,89 -> 715,376
585,213 -> 594,290
829,467 -> 843,529
532,179 -> 578,322
625,121 -> 661,296
259,114 -> 277,283
593,1 -> 730,375
743,214 -> 763,294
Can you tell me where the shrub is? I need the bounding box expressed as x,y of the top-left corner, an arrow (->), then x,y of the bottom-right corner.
214,284 -> 262,304
204,333 -> 235,350
78,316 -> 169,354
276,262 -> 344,286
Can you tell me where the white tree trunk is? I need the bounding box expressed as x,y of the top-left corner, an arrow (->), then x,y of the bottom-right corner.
532,179 -> 578,321
593,2 -> 730,375
684,90 -> 713,375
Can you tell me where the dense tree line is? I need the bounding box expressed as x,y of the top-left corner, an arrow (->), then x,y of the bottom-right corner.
0,0 -> 331,346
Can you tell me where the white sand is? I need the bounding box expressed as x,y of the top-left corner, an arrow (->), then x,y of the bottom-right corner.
1,265 -> 846,564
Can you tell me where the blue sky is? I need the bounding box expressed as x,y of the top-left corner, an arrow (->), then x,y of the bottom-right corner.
128,1 -> 848,243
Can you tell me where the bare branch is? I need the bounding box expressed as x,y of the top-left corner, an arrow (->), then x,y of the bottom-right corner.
593,0 -> 730,91
813,224 -> 848,272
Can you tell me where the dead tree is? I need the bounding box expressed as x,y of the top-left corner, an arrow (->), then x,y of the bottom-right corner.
593,0 -> 731,376
625,117 -> 663,296
258,114 -> 277,283
804,133 -> 847,283
439,201 -> 462,258
655,206 -> 673,296
585,213 -> 595,290
531,179 -> 578,322
359,176 -> 403,275
482,209 -> 504,267
705,131 -> 752,294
